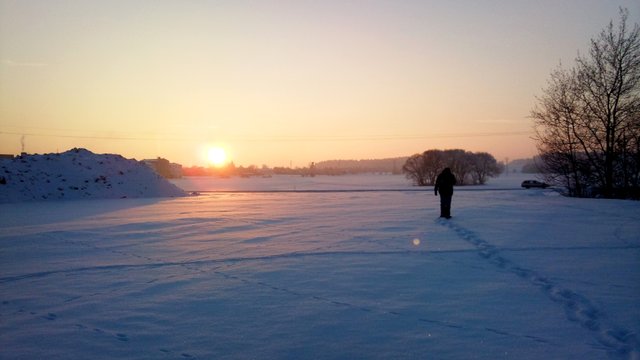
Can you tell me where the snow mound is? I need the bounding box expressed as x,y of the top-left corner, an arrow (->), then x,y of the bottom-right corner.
0,148 -> 186,203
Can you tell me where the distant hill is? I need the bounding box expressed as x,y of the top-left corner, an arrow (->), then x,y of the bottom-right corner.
314,157 -> 408,174
0,148 -> 186,203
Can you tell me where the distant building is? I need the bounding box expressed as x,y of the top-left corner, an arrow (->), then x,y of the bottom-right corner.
143,158 -> 183,178
169,163 -> 183,178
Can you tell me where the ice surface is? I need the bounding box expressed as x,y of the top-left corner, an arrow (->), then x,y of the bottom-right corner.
1,174 -> 638,359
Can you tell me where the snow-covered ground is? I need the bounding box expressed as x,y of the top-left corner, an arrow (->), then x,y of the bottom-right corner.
1,174 -> 639,359
170,173 -> 525,192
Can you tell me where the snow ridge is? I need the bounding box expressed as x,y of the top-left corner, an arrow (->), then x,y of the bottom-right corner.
0,148 -> 185,203
439,219 -> 640,358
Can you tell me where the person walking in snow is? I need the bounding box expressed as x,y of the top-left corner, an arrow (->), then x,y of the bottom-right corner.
434,167 -> 456,219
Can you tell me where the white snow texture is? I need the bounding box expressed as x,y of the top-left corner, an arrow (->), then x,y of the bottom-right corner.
0,172 -> 639,359
0,148 -> 185,203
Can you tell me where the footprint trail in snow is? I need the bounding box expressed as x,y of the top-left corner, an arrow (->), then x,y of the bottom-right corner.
438,218 -> 639,357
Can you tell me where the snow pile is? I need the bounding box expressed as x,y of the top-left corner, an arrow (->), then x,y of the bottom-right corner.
0,148 -> 185,203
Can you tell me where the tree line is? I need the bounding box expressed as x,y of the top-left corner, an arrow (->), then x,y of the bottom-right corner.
314,157 -> 407,175
402,149 -> 502,186
182,157 -> 410,177
532,9 -> 640,199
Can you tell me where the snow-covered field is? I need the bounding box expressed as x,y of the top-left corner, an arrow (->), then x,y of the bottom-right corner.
1,174 -> 639,359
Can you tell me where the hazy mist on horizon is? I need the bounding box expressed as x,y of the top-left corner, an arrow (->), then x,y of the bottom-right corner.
1,1 -> 639,167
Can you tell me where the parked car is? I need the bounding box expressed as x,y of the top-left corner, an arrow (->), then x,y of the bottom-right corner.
521,180 -> 549,189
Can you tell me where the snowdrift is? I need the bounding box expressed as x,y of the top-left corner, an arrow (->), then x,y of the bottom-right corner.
0,148 -> 185,203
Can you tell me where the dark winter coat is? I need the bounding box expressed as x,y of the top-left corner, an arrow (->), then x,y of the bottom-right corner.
435,168 -> 456,196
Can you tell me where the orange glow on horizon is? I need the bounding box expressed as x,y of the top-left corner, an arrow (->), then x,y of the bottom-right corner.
3,1 -> 628,166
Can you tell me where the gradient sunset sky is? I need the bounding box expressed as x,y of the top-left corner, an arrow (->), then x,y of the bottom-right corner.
1,1 -> 639,167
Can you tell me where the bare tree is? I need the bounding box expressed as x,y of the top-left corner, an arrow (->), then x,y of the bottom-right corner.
470,152 -> 502,185
532,9 -> 640,198
444,149 -> 471,185
402,154 -> 429,186
532,67 -> 593,196
422,149 -> 446,185
402,149 -> 502,186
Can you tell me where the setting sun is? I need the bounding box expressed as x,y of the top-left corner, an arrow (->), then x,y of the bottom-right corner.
207,147 -> 228,167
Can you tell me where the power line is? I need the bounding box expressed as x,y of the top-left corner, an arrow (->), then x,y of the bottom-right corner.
0,131 -> 185,142
0,129 -> 533,142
